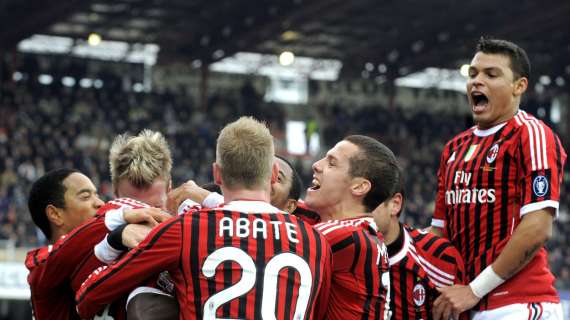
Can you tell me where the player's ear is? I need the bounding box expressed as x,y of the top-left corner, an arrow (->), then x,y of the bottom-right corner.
270,162 -> 279,184
351,177 -> 371,197
213,162 -> 222,185
389,193 -> 403,217
46,204 -> 64,227
285,199 -> 298,214
513,76 -> 528,97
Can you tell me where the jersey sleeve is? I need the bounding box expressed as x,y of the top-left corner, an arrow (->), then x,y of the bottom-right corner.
517,121 -> 567,217
437,241 -> 466,286
75,216 -> 183,318
432,143 -> 452,231
410,227 -> 465,287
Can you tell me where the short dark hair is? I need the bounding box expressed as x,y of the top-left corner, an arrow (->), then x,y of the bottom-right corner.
275,155 -> 303,201
201,181 -> 222,194
344,135 -> 401,212
28,168 -> 80,240
476,37 -> 531,80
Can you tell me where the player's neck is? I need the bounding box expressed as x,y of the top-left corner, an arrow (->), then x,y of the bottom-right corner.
383,219 -> 401,245
50,228 -> 66,244
222,189 -> 271,203
318,201 -> 368,222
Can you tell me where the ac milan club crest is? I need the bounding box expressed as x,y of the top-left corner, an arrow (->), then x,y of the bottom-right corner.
413,283 -> 426,306
486,143 -> 499,163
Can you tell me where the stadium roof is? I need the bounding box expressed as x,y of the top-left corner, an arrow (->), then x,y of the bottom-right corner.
1,0 -> 569,85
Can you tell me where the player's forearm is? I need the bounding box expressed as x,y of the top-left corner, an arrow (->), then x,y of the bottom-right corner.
77,218 -> 182,317
468,209 -> 553,299
491,209 -> 552,280
36,220 -> 107,289
76,258 -> 164,318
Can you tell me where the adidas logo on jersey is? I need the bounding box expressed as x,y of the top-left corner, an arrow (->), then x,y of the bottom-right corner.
447,152 -> 456,164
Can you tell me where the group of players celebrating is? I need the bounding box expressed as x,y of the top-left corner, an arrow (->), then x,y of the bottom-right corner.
25,38 -> 566,319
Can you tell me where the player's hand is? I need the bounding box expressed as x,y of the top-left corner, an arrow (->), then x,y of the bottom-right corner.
122,224 -> 153,248
123,208 -> 172,227
433,285 -> 479,320
166,180 -> 211,213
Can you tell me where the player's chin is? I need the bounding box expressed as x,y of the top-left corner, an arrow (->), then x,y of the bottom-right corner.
471,107 -> 487,119
304,190 -> 318,207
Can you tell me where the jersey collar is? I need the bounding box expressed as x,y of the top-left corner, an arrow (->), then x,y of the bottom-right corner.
388,224 -> 411,266
221,200 -> 286,214
473,122 -> 508,137
473,109 -> 520,137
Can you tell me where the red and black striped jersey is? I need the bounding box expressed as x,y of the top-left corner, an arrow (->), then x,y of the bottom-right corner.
387,224 -> 466,320
293,200 -> 321,226
76,200 -> 332,320
432,110 -> 566,310
314,216 -> 391,320
25,198 -> 149,320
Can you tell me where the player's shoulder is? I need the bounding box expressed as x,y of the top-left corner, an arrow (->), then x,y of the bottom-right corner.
404,226 -> 461,286
405,225 -> 460,262
293,200 -> 321,226
314,217 -> 377,243
446,126 -> 477,145
25,246 -> 51,270
512,110 -> 557,136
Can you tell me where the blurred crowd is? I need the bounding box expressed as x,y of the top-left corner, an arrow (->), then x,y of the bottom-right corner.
1,55 -> 568,289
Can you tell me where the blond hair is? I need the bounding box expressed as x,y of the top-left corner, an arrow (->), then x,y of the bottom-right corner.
216,117 -> 274,189
109,129 -> 172,195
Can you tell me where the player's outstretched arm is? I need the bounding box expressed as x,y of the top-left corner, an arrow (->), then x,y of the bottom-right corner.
76,217 -> 182,318
433,208 -> 554,320
27,215 -> 109,292
489,208 -> 553,281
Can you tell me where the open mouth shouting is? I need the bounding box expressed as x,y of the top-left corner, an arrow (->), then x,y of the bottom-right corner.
308,177 -> 321,192
471,91 -> 489,113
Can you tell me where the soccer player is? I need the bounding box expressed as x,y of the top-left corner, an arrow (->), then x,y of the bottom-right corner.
166,155 -> 304,215
26,169 -> 104,245
76,116 -> 332,320
305,135 -> 393,319
141,155 -> 308,319
25,130 -> 173,320
430,38 -> 567,319
372,177 -> 466,319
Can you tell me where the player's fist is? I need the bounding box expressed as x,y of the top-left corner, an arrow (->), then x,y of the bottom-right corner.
122,224 -> 153,248
123,208 -> 172,227
166,180 -> 211,213
433,285 -> 478,320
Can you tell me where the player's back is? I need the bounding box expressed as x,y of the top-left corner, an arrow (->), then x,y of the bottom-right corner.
175,201 -> 332,319
25,198 -> 149,320
314,216 -> 391,320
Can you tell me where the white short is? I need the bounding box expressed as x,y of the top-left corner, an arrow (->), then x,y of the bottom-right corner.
471,302 -> 564,320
